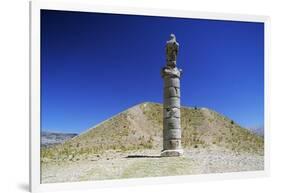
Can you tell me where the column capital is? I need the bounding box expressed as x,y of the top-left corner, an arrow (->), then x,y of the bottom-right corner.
161,66 -> 182,78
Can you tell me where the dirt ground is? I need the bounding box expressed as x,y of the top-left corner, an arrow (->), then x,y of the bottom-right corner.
41,146 -> 264,184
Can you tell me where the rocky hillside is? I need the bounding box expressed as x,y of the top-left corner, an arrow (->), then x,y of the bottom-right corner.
41,102 -> 264,160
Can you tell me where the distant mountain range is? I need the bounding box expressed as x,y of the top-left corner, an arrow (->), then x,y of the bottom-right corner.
248,127 -> 264,136
41,131 -> 78,147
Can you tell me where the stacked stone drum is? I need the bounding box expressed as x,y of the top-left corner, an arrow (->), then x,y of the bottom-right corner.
161,67 -> 183,157
161,34 -> 183,157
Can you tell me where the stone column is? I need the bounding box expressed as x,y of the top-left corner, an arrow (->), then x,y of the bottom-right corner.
161,34 -> 183,157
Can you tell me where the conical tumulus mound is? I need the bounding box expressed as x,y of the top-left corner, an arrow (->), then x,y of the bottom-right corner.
41,102 -> 264,161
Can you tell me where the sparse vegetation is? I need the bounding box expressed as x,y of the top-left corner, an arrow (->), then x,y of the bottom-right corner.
41,102 -> 264,163
41,102 -> 264,183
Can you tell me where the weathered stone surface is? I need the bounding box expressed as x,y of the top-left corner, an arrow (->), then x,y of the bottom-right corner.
163,107 -> 180,118
166,34 -> 179,68
163,128 -> 181,139
163,139 -> 182,150
161,67 -> 181,78
161,34 -> 183,157
164,87 -> 180,98
164,97 -> 180,108
164,77 -> 180,88
170,139 -> 181,149
160,149 -> 184,157
164,117 -> 181,129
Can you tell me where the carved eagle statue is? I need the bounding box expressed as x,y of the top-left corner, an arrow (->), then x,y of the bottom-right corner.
166,34 -> 179,68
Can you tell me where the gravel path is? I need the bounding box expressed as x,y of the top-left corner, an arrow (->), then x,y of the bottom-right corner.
41,147 -> 263,183
184,147 -> 263,174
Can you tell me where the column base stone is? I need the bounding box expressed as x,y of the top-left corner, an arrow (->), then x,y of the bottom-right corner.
160,149 -> 184,157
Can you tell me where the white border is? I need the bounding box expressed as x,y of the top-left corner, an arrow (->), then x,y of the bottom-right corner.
30,0 -> 270,192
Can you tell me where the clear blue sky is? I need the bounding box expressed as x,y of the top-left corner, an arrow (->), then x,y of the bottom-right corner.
41,10 -> 264,133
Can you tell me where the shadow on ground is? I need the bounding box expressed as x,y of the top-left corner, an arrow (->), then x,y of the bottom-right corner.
126,155 -> 161,158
